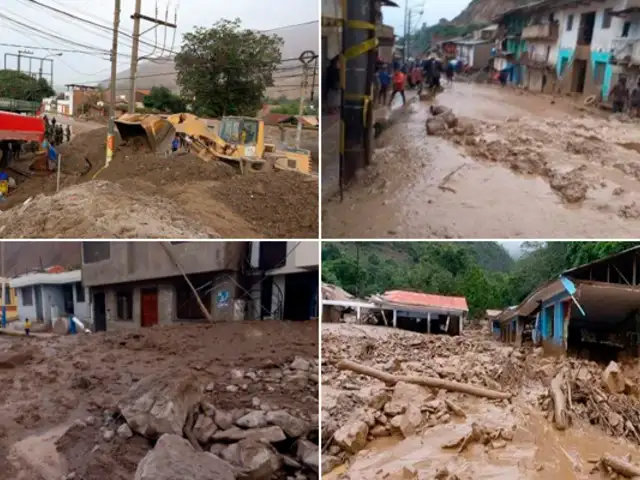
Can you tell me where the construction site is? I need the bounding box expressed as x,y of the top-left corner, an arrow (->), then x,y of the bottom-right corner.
0,114 -> 318,239
0,240 -> 319,479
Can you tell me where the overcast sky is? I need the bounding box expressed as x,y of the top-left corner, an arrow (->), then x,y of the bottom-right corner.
499,241 -> 525,258
0,0 -> 318,87
382,0 -> 471,38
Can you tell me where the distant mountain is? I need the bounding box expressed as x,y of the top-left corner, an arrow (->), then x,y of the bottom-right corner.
100,21 -> 319,100
3,242 -> 81,278
452,0 -> 534,25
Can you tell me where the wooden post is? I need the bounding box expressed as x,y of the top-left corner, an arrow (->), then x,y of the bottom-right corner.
634,254 -> 637,285
427,312 -> 431,334
392,309 -> 397,328
356,305 -> 361,324
56,154 -> 62,192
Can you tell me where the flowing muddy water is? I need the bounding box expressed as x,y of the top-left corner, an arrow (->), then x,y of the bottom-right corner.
322,83 -> 640,238
322,324 -> 640,480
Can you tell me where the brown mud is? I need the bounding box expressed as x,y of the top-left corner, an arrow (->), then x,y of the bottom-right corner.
1,125 -> 318,238
322,323 -> 640,480
0,320 -> 318,479
322,83 -> 640,239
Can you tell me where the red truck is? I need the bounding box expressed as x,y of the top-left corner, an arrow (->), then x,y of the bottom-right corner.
0,111 -> 45,143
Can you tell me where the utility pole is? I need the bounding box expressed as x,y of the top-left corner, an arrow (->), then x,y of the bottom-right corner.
407,9 -> 412,61
128,2 -> 177,113
296,50 -> 316,148
404,0 -> 409,62
128,0 -> 143,114
107,0 -> 121,168
1,242 -> 5,329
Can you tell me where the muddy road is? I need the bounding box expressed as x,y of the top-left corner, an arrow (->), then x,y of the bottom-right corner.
0,320 -> 318,479
322,83 -> 640,238
321,323 -> 640,480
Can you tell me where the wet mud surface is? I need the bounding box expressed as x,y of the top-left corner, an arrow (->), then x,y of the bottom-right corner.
321,323 -> 640,480
322,83 -> 640,239
0,321 -> 318,479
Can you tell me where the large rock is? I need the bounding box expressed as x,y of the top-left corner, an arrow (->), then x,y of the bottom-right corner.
220,439 -> 281,480
397,404 -> 423,438
118,372 -> 201,438
384,382 -> 430,415
356,386 -> 390,410
426,116 -> 447,136
333,420 -> 368,454
602,361 -> 626,394
215,409 -> 234,430
295,439 -> 319,473
134,434 -> 235,480
212,425 -> 286,443
265,410 -> 307,438
236,411 -> 267,429
193,414 -> 218,444
322,454 -> 341,474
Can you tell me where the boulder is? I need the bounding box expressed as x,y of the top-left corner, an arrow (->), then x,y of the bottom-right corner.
295,439 -> 319,473
236,411 -> 267,429
333,420 -> 368,454
265,410 -> 307,438
193,414 -> 218,444
220,439 -> 281,480
442,111 -> 459,129
385,382 -> 430,415
322,454 -> 341,474
426,116 -> 447,136
398,404 -> 423,438
356,386 -> 390,410
134,434 -> 236,480
215,410 -> 234,430
602,361 -> 626,394
290,357 -> 311,371
212,426 -> 286,444
118,371 -> 201,439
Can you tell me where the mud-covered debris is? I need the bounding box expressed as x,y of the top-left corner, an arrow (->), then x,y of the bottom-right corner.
602,361 -> 626,394
549,167 -> 589,203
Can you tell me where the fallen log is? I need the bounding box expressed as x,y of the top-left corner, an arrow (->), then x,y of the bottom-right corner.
337,359 -> 511,400
601,454 -> 640,478
549,369 -> 569,430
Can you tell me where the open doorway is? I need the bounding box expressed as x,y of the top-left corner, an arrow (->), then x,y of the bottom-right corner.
572,59 -> 587,93
283,271 -> 317,320
62,284 -> 74,315
93,292 -> 106,332
578,11 -> 596,46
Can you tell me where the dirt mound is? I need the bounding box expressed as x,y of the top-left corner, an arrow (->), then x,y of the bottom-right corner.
214,170 -> 319,238
56,127 -> 109,175
0,180 -> 219,238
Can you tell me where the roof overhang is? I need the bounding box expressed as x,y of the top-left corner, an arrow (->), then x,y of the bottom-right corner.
10,270 -> 82,288
572,280 -> 640,325
498,278 -> 566,323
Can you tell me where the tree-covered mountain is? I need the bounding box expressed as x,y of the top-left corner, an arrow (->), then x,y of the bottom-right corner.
322,242 -> 640,316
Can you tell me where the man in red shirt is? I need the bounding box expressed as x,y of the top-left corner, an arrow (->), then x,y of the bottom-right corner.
389,69 -> 406,106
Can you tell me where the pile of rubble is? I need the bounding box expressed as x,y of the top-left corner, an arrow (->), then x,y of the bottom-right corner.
57,356 -> 319,480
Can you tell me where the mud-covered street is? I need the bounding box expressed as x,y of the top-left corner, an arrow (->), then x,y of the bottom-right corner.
0,320 -> 318,479
322,83 -> 640,239
321,323 -> 640,480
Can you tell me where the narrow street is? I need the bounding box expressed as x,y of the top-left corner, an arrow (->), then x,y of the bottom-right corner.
322,82 -> 640,239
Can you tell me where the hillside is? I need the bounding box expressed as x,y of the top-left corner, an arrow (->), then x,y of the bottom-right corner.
452,0 -> 533,25
3,242 -> 81,277
100,21 -> 319,100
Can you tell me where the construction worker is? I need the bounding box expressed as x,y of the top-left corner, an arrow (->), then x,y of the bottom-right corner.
24,318 -> 31,336
65,125 -> 71,143
55,125 -> 64,145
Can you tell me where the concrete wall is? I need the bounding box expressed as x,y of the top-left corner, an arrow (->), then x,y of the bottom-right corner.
16,284 -> 89,323
82,242 -> 247,287
16,287 -> 37,322
539,291 -> 570,347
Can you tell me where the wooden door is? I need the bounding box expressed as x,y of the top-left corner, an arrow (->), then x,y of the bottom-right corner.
140,288 -> 159,327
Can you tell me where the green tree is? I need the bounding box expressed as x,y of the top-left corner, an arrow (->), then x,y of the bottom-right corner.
0,70 -> 55,102
143,86 -> 185,113
175,19 -> 283,117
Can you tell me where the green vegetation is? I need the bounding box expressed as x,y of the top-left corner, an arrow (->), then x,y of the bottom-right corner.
322,242 -> 640,316
143,86 -> 186,113
0,69 -> 55,102
175,18 -> 283,117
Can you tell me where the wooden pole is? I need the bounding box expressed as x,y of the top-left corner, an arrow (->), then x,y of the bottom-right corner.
56,154 -> 62,192
161,242 -> 213,322
337,359 -> 511,400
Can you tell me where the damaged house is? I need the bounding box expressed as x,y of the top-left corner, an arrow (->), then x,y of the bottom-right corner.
497,246 -> 640,361
322,289 -> 468,336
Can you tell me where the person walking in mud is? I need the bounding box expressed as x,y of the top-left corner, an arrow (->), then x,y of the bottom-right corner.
610,75 -> 630,114
445,61 -> 455,87
11,141 -> 22,162
630,79 -> 640,117
388,68 -> 406,106
377,65 -> 391,106
65,125 -> 71,143
24,318 -> 31,336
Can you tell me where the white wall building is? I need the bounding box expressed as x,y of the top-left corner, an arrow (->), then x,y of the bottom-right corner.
10,270 -> 89,323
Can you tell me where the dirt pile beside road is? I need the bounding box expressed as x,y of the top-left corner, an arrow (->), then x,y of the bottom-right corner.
0,180 -> 220,238
3,320 -> 319,480
214,170 -> 319,238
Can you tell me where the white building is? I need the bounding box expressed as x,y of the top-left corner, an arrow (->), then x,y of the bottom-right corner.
10,270 -> 89,324
249,241 -> 319,321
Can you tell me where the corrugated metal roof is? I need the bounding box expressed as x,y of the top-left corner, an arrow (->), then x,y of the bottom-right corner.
381,290 -> 469,312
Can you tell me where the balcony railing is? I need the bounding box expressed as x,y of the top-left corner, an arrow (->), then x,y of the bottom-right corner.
521,23 -> 559,41
611,37 -> 640,64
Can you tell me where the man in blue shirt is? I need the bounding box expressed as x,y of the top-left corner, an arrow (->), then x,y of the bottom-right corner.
377,65 -> 391,106
171,135 -> 180,153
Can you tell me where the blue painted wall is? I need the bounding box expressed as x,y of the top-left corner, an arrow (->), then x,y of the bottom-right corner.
539,291 -> 570,345
556,48 -> 613,100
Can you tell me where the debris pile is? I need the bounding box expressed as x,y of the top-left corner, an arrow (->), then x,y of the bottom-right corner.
1,321 -> 319,479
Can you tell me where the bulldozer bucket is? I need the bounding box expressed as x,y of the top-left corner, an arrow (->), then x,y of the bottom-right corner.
114,114 -> 176,153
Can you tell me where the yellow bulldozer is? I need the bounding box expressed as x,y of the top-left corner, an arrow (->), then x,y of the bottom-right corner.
114,112 -> 312,175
